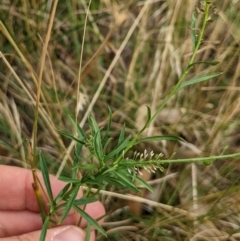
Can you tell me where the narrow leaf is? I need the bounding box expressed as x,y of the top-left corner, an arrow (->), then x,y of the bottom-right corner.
73,204 -> 106,235
75,164 -> 96,170
88,116 -> 100,134
85,223 -> 91,241
70,116 -> 86,139
178,72 -> 222,90
139,105 -> 151,133
73,198 -> 97,206
188,60 -> 220,68
59,185 -> 80,223
135,176 -> 154,193
93,130 -> 104,162
118,123 -> 126,145
105,135 -> 131,160
58,176 -> 80,183
99,176 -> 128,188
102,107 -> 112,142
39,152 -> 53,201
68,117 -> 86,178
115,170 -> 138,191
103,137 -> 113,155
138,135 -> 184,143
55,183 -> 71,204
39,215 -> 50,241
191,12 -> 197,47
57,129 -> 85,145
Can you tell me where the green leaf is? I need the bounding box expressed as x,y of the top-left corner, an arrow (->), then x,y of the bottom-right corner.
55,183 -> 71,204
58,176 -> 80,183
39,152 -> 53,201
135,176 -> 154,193
57,129 -> 85,145
137,135 -> 184,144
139,105 -> 151,133
88,116 -> 103,161
105,135 -> 131,160
73,204 -> 106,236
39,215 -> 50,241
101,166 -> 117,175
74,164 -> 96,170
118,123 -> 126,145
88,116 -> 100,134
103,137 -> 113,155
101,176 -> 129,188
77,125 -> 86,139
83,179 -> 104,187
115,170 -> 138,191
73,124 -> 86,178
191,12 -> 197,47
85,223 -> 91,241
93,130 -> 104,162
178,72 -> 222,90
69,116 -> 86,140
188,60 -> 220,68
59,184 -> 80,223
73,197 -> 97,206
102,107 -> 112,142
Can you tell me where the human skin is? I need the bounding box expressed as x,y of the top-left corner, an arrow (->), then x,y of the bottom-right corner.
0,165 -> 105,241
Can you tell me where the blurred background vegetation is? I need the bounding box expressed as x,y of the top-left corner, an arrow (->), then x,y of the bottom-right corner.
1,0 -> 240,240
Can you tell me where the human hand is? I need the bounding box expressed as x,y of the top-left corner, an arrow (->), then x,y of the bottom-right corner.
0,165 -> 105,241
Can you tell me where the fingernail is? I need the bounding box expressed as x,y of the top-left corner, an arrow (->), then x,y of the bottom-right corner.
53,227 -> 85,241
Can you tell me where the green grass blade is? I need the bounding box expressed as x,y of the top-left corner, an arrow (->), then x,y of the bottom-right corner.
178,72 -> 222,90
39,152 -> 53,201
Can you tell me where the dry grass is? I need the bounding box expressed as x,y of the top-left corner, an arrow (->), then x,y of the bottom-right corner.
1,0 -> 240,240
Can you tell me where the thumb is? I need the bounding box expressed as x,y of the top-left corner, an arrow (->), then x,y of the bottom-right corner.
1,226 -> 95,241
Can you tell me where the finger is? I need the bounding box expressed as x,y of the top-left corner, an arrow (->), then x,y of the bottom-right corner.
0,202 -> 105,237
0,225 -> 95,241
0,166 -> 105,237
0,165 -> 76,211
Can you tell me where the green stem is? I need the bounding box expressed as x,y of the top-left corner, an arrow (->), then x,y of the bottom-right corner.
114,2 -> 211,165
159,152 -> 240,164
150,2 -> 211,123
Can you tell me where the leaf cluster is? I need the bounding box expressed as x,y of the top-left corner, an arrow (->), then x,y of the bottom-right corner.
39,107 -> 182,240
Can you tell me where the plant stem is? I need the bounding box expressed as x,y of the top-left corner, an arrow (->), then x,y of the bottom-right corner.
159,152 -> 240,164
150,1 -> 211,123
114,2 -> 211,165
